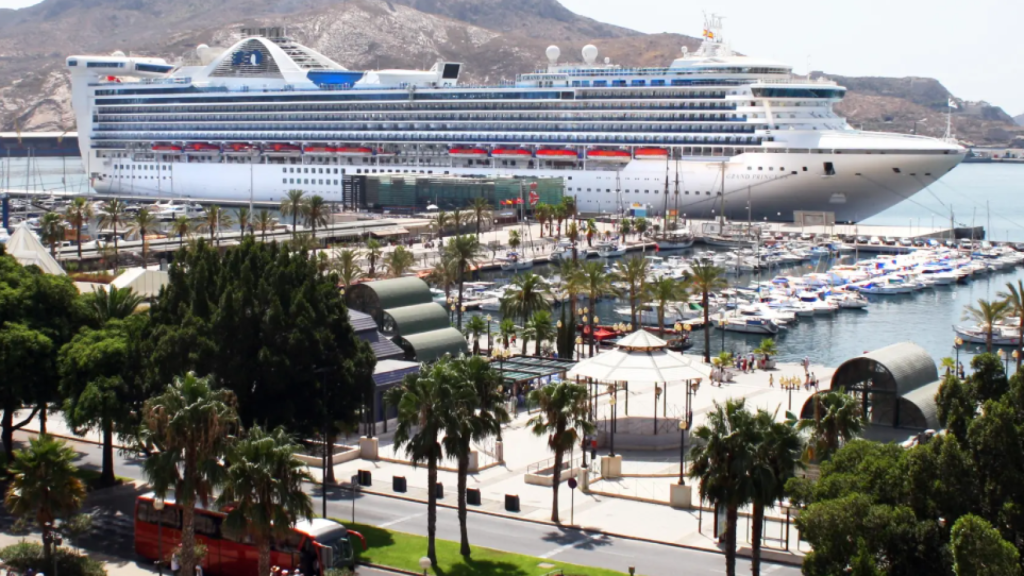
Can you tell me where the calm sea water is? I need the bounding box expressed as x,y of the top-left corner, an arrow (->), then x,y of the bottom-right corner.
4,157 -> 1024,367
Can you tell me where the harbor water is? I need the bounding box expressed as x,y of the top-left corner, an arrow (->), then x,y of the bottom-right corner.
4,157 -> 1024,368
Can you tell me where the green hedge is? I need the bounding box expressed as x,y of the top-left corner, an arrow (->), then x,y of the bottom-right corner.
0,542 -> 106,576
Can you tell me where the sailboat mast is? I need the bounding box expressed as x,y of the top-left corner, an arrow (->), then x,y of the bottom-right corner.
673,158 -> 681,229
662,155 -> 670,227
718,161 -> 726,227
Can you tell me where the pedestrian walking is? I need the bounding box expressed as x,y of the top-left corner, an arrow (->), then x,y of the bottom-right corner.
769,374 -> 774,388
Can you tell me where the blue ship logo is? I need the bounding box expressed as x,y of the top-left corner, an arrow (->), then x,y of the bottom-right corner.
231,50 -> 264,67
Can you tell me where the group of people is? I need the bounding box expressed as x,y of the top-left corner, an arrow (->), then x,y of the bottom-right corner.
733,352 -> 771,373
769,373 -> 820,390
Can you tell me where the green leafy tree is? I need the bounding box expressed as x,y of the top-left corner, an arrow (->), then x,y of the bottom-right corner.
462,315 -> 487,355
794,389 -> 865,462
524,310 -> 557,356
534,203 -> 550,238
432,210 -> 451,242
951,514 -> 1021,576
217,425 -> 314,576
427,253 -> 458,300
255,209 -> 275,241
754,338 -> 778,358
634,216 -> 648,239
688,399 -> 756,576
128,208 -> 160,264
969,353 -> 1009,405
170,215 -> 192,248
451,208 -> 468,236
527,382 -> 594,523
446,235 -> 484,330
83,285 -> 143,326
686,260 -> 728,363
963,298 -> 1010,353
566,220 -> 580,260
38,212 -> 64,259
385,360 -> 468,566
647,276 -> 688,335
142,373 -> 238,576
280,190 -> 307,238
615,256 -> 649,329
98,198 -> 129,269
64,197 -> 94,261
4,435 -> 86,561
0,323 -> 53,460
365,238 -> 383,277
500,272 -> 551,355
305,194 -> 329,240
998,280 -> 1024,371
383,246 -> 416,278
937,374 -> 976,443
552,203 -> 566,238
333,248 -> 363,287
619,218 -> 632,239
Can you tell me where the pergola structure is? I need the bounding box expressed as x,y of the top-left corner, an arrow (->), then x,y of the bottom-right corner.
489,355 -> 577,395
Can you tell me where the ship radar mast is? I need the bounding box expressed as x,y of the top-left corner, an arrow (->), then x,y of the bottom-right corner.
696,13 -> 733,58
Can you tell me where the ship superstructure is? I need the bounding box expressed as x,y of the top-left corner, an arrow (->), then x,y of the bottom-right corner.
66,20 -> 965,221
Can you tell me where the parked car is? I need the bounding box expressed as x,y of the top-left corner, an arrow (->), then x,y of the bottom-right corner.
869,236 -> 882,245
883,237 -> 898,245
899,237 -> 913,247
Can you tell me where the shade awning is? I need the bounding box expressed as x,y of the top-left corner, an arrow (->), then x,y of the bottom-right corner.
567,347 -> 712,384
370,227 -> 409,237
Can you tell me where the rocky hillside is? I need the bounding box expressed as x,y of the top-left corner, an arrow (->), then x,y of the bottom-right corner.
1,0 -> 1020,146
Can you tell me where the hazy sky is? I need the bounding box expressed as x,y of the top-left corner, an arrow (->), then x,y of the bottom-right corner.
3,0 -> 1020,114
559,0 -> 1023,115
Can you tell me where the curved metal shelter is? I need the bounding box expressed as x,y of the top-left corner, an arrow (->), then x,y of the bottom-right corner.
346,277 -> 434,326
803,341 -> 940,430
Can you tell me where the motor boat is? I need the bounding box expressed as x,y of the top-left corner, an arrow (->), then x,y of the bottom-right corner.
716,316 -> 780,335
953,325 -> 1022,346
500,252 -> 534,271
596,241 -> 627,258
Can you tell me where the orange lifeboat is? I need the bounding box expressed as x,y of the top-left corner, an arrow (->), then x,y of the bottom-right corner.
223,143 -> 257,156
303,145 -> 337,156
586,149 -> 631,163
264,143 -> 302,156
492,148 -> 533,158
151,143 -> 182,153
185,142 -> 220,155
449,147 -> 489,158
536,149 -> 579,161
634,148 -> 669,160
335,147 -> 374,157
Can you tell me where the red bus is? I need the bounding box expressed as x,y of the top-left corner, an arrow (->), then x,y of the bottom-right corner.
135,494 -> 366,576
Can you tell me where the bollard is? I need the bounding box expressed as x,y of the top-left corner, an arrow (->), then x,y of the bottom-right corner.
466,488 -> 481,506
504,494 -> 520,512
357,469 -> 372,487
435,482 -> 444,499
392,476 -> 407,493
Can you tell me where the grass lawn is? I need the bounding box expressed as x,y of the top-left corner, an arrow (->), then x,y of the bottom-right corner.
339,519 -> 634,576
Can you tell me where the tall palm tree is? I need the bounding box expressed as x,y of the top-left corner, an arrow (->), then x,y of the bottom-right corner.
634,217 -> 649,240
619,218 -> 633,240
499,318 -> 517,349
794,389 -> 864,462
749,409 -> 802,575
217,426 -> 313,576
280,190 -> 307,238
566,220 -> 580,260
427,253 -> 458,300
963,298 -> 1011,353
85,285 -> 143,325
39,212 -> 65,258
305,194 -> 330,240
687,260 -> 729,363
289,232 -> 317,253
688,399 -> 758,576
552,204 -> 566,238
576,260 -> 612,354
333,248 -> 364,287
142,373 -> 238,576
462,315 -> 487,355
527,382 -> 594,523
501,272 -> 551,355
98,198 -> 128,269
432,210 -> 451,243
469,197 -> 491,238
534,203 -> 550,238
524,310 -> 558,356
385,361 -> 469,566
64,197 -> 94,261
508,229 -> 521,251
199,205 -> 234,247
451,208 -> 468,236
446,235 -> 484,330
128,207 -> 159,264
616,256 -> 649,329
4,435 -> 86,561
444,356 -> 509,557
585,218 -> 598,247
384,246 -> 416,278
255,209 -> 275,241
998,280 -> 1024,370
648,276 -> 689,335
170,215 -> 192,249
365,238 -> 383,277
235,206 -> 251,236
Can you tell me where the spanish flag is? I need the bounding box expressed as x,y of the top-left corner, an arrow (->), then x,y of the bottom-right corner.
703,29 -> 714,39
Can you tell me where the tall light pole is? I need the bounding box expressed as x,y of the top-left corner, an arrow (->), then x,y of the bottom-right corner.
608,389 -> 617,457
486,314 -> 492,353
955,337 -> 964,374
153,498 -> 165,576
678,379 -> 699,484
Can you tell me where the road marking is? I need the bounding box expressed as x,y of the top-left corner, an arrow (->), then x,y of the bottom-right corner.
538,532 -> 599,559
378,511 -> 424,528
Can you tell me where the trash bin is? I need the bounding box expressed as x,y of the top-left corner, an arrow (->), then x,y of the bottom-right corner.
393,476 -> 407,493
435,482 -> 444,499
357,470 -> 372,487
505,494 -> 520,512
466,488 -> 481,506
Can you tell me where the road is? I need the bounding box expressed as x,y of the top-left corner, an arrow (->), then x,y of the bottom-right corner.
54,435 -> 801,576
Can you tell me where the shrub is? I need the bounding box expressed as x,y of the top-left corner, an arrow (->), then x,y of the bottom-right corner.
0,542 -> 106,576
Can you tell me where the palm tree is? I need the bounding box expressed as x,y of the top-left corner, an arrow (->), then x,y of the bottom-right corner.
289,232 -> 317,252
794,389 -> 864,462
432,210 -> 451,243
998,280 -> 1024,370
634,217 -> 649,240
463,315 -> 487,355
499,318 -> 517,349
619,218 -> 632,240
39,212 -> 65,258
527,382 -> 594,523
578,260 -> 616,351
561,197 -> 577,222
365,238 -> 383,277
64,197 -> 93,261
688,399 -> 757,576
508,229 -> 521,251
469,198 -> 491,238
451,208 -> 468,236
128,207 -> 160,264
280,190 -> 307,238
647,276 -> 689,335
616,256 -> 649,329
501,272 -> 551,355
217,426 -> 313,576
305,194 -> 330,241
142,373 -> 238,576
4,435 -> 86,561
444,356 -> 509,557
534,203 -> 550,238
558,259 -> 584,317
170,215 -> 192,248
85,285 -> 143,324
98,198 -> 128,269
962,298 -> 1011,353
199,205 -> 234,247
427,253 -> 458,300
255,209 -> 275,241
585,218 -> 598,247
749,409 -> 802,575
385,360 -> 469,566
524,310 -> 558,356
446,235 -> 484,330
333,248 -> 364,287
384,246 -> 416,278
552,204 -> 566,238
687,260 -> 729,363
566,220 -> 580,260
940,356 -> 956,376
235,206 -> 251,236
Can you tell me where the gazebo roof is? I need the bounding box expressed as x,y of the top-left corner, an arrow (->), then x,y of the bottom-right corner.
567,346 -> 711,384
615,330 -> 667,350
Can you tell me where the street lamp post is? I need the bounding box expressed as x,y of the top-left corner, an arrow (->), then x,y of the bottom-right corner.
678,379 -> 699,484
608,390 -> 617,457
719,317 -> 727,354
486,314 -> 492,353
575,336 -> 583,360
955,337 -> 964,373
153,498 -> 165,576
999,349 -> 1009,374
43,522 -> 62,576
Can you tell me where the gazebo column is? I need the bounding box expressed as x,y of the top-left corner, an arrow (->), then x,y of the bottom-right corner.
653,385 -> 659,435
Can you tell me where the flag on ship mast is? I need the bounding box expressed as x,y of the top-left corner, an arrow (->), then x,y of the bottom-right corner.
948,98 -> 958,109
703,29 -> 715,39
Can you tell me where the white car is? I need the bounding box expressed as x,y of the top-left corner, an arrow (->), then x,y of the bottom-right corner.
868,236 -> 882,245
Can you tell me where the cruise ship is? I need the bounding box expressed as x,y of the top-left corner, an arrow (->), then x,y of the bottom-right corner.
65,19 -> 965,222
